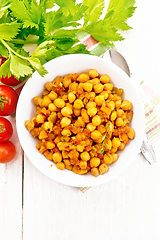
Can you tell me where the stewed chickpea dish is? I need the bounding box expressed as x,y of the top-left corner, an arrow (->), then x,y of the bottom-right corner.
25,69 -> 135,177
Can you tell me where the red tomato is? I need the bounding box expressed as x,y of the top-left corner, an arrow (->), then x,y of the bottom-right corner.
0,85 -> 18,116
0,117 -> 13,143
0,141 -> 16,163
0,57 -> 20,86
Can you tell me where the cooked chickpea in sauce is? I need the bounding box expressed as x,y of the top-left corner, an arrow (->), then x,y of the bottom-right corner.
25,69 -> 135,177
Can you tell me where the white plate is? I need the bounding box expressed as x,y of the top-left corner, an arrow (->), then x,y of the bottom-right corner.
16,54 -> 145,187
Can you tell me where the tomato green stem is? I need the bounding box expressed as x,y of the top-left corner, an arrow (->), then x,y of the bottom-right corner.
0,96 -> 8,111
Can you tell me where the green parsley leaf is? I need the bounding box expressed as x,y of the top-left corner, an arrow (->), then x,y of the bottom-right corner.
52,29 -> 78,39
28,56 -> 48,77
0,22 -> 22,40
40,0 -> 55,9
10,53 -> 33,79
32,40 -> 55,59
0,58 -> 12,78
83,0 -> 104,25
106,0 -> 136,31
0,42 -> 9,58
10,0 -> 42,29
0,0 -> 11,19
85,20 -> 124,45
54,0 -> 77,16
100,148 -> 104,154
0,0 -> 136,80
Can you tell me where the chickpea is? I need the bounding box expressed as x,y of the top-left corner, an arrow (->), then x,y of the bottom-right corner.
80,152 -> 90,161
111,153 -> 119,163
119,143 -> 125,150
121,100 -> 132,110
112,137 -> 121,148
61,94 -> 68,102
127,127 -> 135,139
97,125 -> 106,134
73,108 -> 81,116
111,111 -> 117,121
89,69 -> 99,78
73,99 -> 84,109
68,92 -> 76,103
63,159 -> 71,166
86,101 -> 96,109
116,117 -> 124,127
61,129 -> 71,136
48,113 -> 56,123
90,157 -> 100,168
44,150 -> 53,160
65,103 -> 73,110
79,161 -> 87,169
61,106 -> 73,117
99,164 -> 109,174
41,97 -> 52,107
52,152 -> 62,163
75,116 -> 85,127
26,69 -> 135,178
69,82 -> 78,91
48,91 -> 57,101
116,88 -> 123,96
91,130 -> 102,141
83,82 -> 93,92
43,121 -> 53,131
92,115 -> 101,126
87,107 -> 97,117
45,81 -> 53,91
46,141 -> 55,150
95,95 -> 104,106
104,154 -> 113,164
100,74 -> 110,83
117,109 -> 124,117
91,167 -> 99,177
77,73 -> 90,82
100,91 -> 108,100
104,83 -> 113,91
107,101 -> 115,111
60,117 -> 71,128
94,83 -> 104,93
63,76 -> 71,88
115,99 -> 122,109
25,120 -> 34,131
33,96 -> 43,106
76,144 -> 85,152
36,114 -> 45,123
56,162 -> 65,170
54,98 -> 65,108
86,123 -> 96,132
48,103 -> 57,112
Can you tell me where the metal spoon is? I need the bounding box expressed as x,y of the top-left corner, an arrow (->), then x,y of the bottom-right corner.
103,49 -> 156,164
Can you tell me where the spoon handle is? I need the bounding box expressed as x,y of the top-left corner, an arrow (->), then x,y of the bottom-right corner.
140,133 -> 156,164
103,49 -> 156,164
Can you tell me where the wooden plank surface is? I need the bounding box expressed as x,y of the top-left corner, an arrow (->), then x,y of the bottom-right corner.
1,0 -> 160,240
0,117 -> 23,240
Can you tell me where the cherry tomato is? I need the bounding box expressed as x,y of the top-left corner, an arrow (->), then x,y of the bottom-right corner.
0,85 -> 18,116
0,141 -> 16,163
0,57 -> 20,86
0,117 -> 13,143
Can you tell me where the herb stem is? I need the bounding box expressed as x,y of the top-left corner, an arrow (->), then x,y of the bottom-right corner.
11,39 -> 38,45
0,39 -> 29,60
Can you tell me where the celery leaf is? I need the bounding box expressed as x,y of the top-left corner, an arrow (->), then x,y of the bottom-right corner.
0,22 -> 22,40
10,53 -> 33,79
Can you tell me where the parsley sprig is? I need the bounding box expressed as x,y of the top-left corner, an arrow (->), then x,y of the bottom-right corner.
0,0 -> 136,80
97,135 -> 108,155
